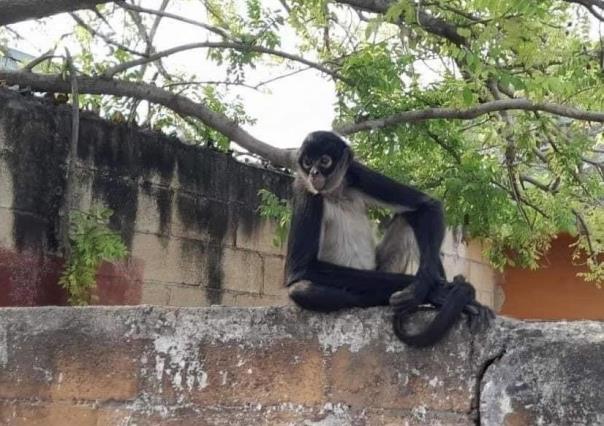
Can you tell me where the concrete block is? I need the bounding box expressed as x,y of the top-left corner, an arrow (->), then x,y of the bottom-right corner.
469,261 -> 497,294
172,193 -> 232,243
0,155 -> 13,209
221,247 -> 264,294
442,253 -> 471,280
235,210 -> 287,256
0,207 -> 14,250
0,403 -> 100,426
466,239 -> 486,263
187,341 -> 327,406
328,345 -> 473,412
262,255 -> 287,296
0,329 -> 141,402
168,284 -> 208,307
131,232 -> 206,286
476,290 -> 494,307
141,282 -> 171,305
135,185 -> 174,237
441,229 -> 463,257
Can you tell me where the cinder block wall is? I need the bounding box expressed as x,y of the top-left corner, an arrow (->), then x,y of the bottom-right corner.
0,88 -> 500,308
0,89 -> 291,307
0,306 -> 602,425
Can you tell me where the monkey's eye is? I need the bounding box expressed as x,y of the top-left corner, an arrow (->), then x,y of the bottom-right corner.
319,155 -> 332,168
302,156 -> 312,169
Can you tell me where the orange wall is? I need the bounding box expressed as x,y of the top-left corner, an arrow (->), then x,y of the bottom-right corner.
500,234 -> 604,320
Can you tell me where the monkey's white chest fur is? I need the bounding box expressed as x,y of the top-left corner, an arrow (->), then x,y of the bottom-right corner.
318,190 -> 376,270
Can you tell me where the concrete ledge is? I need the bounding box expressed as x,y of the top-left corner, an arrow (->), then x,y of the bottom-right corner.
0,306 -> 601,425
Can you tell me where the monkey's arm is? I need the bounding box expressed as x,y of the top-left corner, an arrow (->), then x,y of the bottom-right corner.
348,161 -> 446,295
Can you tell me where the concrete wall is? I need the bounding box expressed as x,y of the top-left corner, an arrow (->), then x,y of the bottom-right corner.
0,89 -> 291,307
0,306 -> 602,425
0,88 -> 499,309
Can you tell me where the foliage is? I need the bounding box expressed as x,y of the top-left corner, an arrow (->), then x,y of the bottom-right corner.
258,189 -> 291,248
4,0 -> 603,284
59,207 -> 128,305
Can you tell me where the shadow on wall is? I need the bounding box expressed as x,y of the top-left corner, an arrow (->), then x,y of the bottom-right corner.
500,233 -> 604,320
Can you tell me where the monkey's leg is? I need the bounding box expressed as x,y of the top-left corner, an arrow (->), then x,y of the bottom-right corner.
376,215 -> 436,313
376,215 -> 419,275
289,281 -> 367,312
289,272 -> 409,312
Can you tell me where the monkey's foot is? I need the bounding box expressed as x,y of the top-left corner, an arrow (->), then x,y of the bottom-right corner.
428,275 -> 494,332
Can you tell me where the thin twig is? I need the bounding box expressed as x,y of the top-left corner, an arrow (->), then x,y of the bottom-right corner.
118,1 -> 233,40
70,13 -> 147,57
102,41 -> 347,83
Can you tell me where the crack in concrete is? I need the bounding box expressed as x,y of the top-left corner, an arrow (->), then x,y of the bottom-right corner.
471,346 -> 507,426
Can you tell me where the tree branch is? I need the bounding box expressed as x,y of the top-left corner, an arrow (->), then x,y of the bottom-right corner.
70,12 -> 147,57
0,0 -> 116,25
0,70 -> 295,168
335,99 -> 604,134
117,1 -> 233,40
102,41 -> 346,82
334,0 -> 467,46
564,0 -> 604,21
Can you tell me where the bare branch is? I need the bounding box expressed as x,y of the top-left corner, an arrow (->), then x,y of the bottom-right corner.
335,99 -> 604,134
23,53 -> 61,71
0,70 -> 295,168
572,208 -> 597,261
117,2 -> 233,40
102,41 -> 346,82
0,0 -> 116,25
520,175 -> 554,193
162,80 -> 261,91
70,12 -> 147,57
564,0 -> 604,21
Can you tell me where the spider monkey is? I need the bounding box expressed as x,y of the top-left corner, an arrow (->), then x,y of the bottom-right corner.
285,131 -> 492,347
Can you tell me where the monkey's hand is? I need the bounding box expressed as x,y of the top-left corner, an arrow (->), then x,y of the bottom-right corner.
388,269 -> 441,317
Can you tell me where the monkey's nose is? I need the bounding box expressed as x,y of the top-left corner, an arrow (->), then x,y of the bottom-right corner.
310,169 -> 320,176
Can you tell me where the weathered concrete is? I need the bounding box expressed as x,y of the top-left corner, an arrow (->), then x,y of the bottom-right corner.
0,88 -> 292,307
0,306 -> 601,425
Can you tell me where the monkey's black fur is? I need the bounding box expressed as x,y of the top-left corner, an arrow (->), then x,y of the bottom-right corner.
285,131 -> 492,347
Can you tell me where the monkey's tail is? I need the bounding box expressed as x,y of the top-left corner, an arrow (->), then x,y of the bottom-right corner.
392,281 -> 475,348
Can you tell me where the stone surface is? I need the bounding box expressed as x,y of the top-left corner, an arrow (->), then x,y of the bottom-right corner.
480,321 -> 604,426
0,306 -> 601,425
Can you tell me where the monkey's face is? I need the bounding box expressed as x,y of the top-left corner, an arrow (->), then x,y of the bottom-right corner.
298,131 -> 352,194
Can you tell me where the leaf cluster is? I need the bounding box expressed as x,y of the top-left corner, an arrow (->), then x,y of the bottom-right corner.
59,206 -> 128,305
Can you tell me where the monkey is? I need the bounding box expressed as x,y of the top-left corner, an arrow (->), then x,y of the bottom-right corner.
285,131 -> 492,347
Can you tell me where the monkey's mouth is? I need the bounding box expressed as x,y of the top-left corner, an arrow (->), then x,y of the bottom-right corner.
310,176 -> 326,192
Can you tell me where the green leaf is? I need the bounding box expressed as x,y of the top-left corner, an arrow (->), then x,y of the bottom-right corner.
462,87 -> 474,106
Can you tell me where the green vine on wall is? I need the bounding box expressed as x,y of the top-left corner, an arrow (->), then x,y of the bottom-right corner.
258,189 -> 291,248
59,206 -> 128,305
